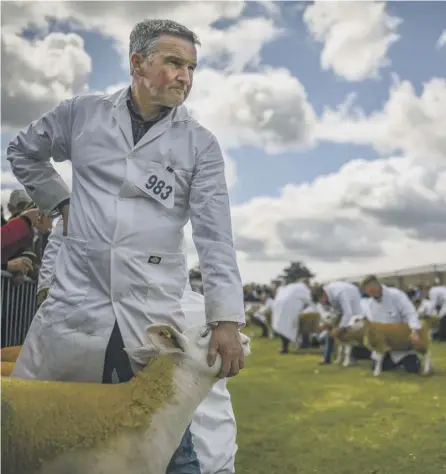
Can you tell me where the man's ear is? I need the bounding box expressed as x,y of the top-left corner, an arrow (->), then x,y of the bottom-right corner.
146,324 -> 188,354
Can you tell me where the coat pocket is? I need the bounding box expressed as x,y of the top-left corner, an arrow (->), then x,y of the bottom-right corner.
144,251 -> 188,303
47,236 -> 90,307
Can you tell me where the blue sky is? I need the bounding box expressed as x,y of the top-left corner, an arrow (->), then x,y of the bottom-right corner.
2,1 -> 446,282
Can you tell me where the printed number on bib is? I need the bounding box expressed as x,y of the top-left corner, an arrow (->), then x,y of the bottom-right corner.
134,164 -> 175,209
144,174 -> 173,201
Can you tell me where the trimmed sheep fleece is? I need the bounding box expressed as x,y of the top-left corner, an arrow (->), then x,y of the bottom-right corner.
1,357 -> 175,474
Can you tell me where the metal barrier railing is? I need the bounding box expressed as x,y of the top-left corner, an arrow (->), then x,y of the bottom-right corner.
1,270 -> 37,348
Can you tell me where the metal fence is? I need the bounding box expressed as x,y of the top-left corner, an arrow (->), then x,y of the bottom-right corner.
1,270 -> 38,348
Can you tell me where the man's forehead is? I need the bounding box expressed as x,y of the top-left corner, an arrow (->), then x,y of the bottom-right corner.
155,35 -> 197,60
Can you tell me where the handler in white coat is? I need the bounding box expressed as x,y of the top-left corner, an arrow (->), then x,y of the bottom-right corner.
37,217 -> 238,474
361,275 -> 423,373
428,284 -> 446,340
312,281 -> 365,364
7,19 -> 245,473
271,280 -> 312,353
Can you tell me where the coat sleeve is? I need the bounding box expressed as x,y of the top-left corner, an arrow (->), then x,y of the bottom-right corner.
37,217 -> 64,293
189,134 -> 245,326
338,292 -> 355,328
397,292 -> 421,331
6,99 -> 74,215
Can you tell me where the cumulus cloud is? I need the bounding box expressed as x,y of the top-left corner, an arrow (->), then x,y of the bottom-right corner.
1,31 -> 92,130
1,1 -> 280,73
316,77 -> 446,164
196,17 -> 283,73
437,30 -> 446,49
303,1 -> 401,81
188,67 -> 316,152
229,157 -> 446,279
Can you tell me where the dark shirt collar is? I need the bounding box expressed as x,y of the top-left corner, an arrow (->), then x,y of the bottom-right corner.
126,86 -> 171,123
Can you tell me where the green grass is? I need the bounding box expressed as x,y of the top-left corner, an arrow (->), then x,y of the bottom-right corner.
229,336 -> 446,474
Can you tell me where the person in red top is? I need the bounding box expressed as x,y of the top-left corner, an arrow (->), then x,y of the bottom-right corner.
1,208 -> 41,264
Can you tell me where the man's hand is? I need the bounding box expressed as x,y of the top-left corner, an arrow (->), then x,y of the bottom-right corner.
19,208 -> 41,227
7,256 -> 33,275
34,215 -> 53,233
60,204 -> 70,236
410,330 -> 421,345
207,321 -> 245,379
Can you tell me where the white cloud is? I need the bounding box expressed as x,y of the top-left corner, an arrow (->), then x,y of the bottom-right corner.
316,77 -> 446,165
303,1 -> 401,81
1,31 -> 92,130
188,67 -> 316,152
227,157 -> 446,283
1,1 -> 279,73
196,17 -> 283,73
437,30 -> 446,49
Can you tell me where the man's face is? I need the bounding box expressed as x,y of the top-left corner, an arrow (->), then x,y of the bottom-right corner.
132,35 -> 197,107
320,293 -> 328,305
363,282 -> 381,298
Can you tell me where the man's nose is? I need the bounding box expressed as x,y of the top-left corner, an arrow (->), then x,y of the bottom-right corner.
177,67 -> 192,86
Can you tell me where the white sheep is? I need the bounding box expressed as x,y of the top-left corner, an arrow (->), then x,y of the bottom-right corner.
2,323 -> 251,474
347,316 -> 431,376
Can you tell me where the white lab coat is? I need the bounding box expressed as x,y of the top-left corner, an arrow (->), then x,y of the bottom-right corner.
323,281 -> 363,328
429,286 -> 446,317
36,217 -> 237,474
360,297 -> 371,317
363,285 -> 422,364
271,283 -> 311,341
8,87 -> 245,382
417,298 -> 437,317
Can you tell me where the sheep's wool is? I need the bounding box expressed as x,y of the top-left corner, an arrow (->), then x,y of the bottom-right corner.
1,361 -> 15,377
1,345 -> 22,362
1,356 -> 175,474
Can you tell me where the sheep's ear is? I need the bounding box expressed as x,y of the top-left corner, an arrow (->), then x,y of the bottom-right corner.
146,324 -> 188,354
239,333 -> 251,356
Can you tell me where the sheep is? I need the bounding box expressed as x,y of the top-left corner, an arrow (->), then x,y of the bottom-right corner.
332,323 -> 365,367
1,323 -> 251,474
347,316 -> 431,376
1,345 -> 22,362
1,361 -> 15,377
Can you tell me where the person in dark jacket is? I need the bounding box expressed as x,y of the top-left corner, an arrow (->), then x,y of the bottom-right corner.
1,208 -> 41,264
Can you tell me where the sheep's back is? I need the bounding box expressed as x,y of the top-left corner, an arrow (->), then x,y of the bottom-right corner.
1,357 -> 175,474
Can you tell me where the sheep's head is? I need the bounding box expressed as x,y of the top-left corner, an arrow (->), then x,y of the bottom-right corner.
348,315 -> 367,331
127,324 -> 251,378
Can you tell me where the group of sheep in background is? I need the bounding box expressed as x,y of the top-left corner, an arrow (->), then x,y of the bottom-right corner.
245,302 -> 439,377
1,325 -> 251,474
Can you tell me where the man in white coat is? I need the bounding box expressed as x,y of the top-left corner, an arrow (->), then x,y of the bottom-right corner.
7,19 -> 246,473
271,279 -> 312,353
37,217 -> 239,474
312,281 -> 367,365
427,284 -> 446,340
361,275 -> 423,373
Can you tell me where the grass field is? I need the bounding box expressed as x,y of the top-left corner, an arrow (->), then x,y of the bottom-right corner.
229,336 -> 446,474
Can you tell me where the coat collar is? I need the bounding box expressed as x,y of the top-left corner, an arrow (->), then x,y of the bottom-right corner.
105,87 -> 191,152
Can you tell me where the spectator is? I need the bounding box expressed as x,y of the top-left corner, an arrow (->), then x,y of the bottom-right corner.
1,208 -> 42,264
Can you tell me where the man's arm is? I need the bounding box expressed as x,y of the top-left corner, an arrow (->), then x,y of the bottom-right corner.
189,133 -> 245,327
398,291 -> 422,331
7,99 -> 74,216
338,292 -> 355,328
189,133 -> 245,379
